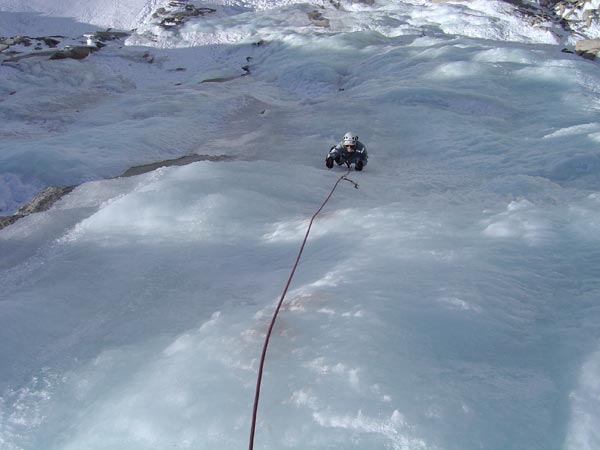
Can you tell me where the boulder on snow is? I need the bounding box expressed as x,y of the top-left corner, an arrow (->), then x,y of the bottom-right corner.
49,45 -> 96,60
308,10 -> 330,27
575,38 -> 600,59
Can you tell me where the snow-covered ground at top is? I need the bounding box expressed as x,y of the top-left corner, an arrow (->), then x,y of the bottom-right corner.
0,0 -> 166,31
1,1 -> 600,449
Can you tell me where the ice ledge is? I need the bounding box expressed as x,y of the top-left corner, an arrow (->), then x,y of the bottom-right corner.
0,154 -> 234,231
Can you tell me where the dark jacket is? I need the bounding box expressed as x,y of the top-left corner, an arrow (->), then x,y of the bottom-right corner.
328,140 -> 368,164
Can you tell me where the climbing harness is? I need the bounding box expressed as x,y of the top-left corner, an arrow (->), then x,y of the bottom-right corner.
248,169 -> 358,450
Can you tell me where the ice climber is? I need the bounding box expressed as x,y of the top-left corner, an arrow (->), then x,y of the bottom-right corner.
326,132 -> 368,171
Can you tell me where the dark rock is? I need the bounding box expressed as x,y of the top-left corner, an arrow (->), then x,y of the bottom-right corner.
161,17 -> 184,28
41,37 -> 60,48
575,38 -> 600,60
48,46 -> 95,60
0,215 -> 22,229
49,52 -> 68,60
143,51 -> 154,63
580,52 -> 596,60
0,186 -> 75,230
502,0 -> 542,13
155,4 -> 216,29
2,36 -> 32,46
15,186 -> 76,216
1,34 -> 108,62
200,75 -> 242,83
93,31 -> 130,41
153,7 -> 168,18
308,10 -> 330,27
119,154 -> 233,177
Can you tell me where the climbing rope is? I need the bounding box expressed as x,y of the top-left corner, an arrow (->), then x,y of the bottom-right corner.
248,169 -> 358,450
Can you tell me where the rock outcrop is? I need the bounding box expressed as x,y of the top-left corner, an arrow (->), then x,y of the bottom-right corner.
15,186 -> 77,216
528,1 -> 600,37
0,186 -> 75,230
0,30 -> 129,62
0,155 -> 233,231
575,37 -> 600,58
495,0 -> 600,59
151,1 -> 216,29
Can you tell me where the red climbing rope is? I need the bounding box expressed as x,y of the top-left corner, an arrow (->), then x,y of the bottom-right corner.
248,170 -> 358,450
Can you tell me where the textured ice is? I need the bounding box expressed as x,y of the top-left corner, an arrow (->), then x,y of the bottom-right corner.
1,1 -> 600,450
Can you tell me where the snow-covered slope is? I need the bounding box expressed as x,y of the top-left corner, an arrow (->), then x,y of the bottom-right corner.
0,0 -> 165,31
1,1 -> 600,450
